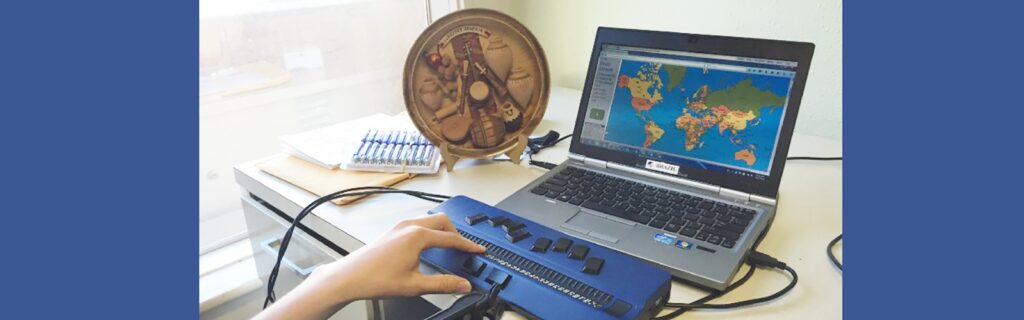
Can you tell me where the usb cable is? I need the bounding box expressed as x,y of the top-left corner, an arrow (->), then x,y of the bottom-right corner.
654,251 -> 797,319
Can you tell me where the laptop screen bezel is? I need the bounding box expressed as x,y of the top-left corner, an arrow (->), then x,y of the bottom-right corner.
568,27 -> 815,199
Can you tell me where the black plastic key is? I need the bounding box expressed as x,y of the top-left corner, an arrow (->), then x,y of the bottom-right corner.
531,237 -> 552,253
465,213 -> 488,226
501,221 -> 526,232
489,216 -> 509,227
568,244 -> 590,260
462,257 -> 486,277
583,257 -> 604,275
552,238 -> 573,252
505,229 -> 530,243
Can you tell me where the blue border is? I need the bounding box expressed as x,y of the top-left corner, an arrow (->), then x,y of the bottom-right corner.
846,1 -> 1019,318
1,0 -> 1020,318
2,1 -> 197,318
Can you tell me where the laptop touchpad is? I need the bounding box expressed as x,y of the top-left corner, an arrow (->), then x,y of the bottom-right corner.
563,211 -> 632,241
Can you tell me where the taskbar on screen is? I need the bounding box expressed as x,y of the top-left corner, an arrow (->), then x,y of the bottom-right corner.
581,138 -> 768,182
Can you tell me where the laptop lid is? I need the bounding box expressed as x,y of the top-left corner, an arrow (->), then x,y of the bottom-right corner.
569,27 -> 814,199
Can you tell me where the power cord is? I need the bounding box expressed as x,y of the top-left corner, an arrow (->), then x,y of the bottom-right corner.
654,262 -> 757,319
654,251 -> 797,318
262,186 -> 452,309
827,234 -> 843,271
786,156 -> 843,273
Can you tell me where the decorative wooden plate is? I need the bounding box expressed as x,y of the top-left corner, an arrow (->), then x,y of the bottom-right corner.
403,8 -> 549,171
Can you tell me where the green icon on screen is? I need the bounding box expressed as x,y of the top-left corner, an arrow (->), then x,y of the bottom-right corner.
590,109 -> 605,120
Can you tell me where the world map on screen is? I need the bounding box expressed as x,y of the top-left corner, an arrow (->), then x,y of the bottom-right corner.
603,60 -> 791,172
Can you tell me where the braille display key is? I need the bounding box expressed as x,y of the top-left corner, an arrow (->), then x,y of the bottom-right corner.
582,257 -> 604,275
568,244 -> 590,260
489,216 -> 509,227
501,220 -> 526,232
531,237 -> 552,253
505,228 -> 531,243
465,213 -> 488,225
552,238 -> 573,253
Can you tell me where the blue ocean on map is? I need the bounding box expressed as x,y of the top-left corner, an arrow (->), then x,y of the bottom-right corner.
604,60 -> 791,173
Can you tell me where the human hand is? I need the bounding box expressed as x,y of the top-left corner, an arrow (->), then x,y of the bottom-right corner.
311,212 -> 487,299
256,213 -> 486,320
311,213 -> 487,301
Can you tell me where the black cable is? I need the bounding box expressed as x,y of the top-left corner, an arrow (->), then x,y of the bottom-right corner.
655,251 -> 796,316
263,186 -> 452,309
668,265 -> 795,309
827,234 -> 843,271
654,262 -> 757,319
524,133 -> 570,170
787,157 -> 843,272
528,159 -> 558,170
494,133 -> 571,169
788,157 -> 843,273
786,156 -> 842,161
552,133 -> 573,145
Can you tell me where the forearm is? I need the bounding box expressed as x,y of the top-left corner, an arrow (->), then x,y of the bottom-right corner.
251,213 -> 482,320
253,271 -> 356,320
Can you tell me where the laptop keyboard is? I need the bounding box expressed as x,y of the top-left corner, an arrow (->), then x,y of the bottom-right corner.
529,166 -> 758,249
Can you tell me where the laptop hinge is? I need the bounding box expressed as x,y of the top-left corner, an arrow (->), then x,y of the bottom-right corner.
750,194 -> 777,206
720,188 -> 778,206
718,187 -> 750,202
576,155 -> 607,169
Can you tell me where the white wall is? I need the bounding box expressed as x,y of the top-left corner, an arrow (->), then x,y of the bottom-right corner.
464,0 -> 842,141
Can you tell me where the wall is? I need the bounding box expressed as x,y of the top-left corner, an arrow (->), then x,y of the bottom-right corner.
464,0 -> 842,141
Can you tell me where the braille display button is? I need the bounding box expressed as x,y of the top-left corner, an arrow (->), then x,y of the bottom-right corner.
531,237 -> 552,253
505,229 -> 531,243
465,213 -> 488,226
568,244 -> 590,260
582,257 -> 604,275
552,238 -> 573,252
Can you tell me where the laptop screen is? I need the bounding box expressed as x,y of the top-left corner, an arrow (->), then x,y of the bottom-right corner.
579,44 -> 799,181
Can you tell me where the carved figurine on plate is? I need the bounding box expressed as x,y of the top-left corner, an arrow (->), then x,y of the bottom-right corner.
418,77 -> 443,111
404,9 -> 548,171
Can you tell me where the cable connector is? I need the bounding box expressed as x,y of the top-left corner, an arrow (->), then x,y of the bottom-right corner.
747,251 -> 787,269
529,160 -> 558,170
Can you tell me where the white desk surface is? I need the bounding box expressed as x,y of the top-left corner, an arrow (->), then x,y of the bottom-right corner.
235,86 -> 842,319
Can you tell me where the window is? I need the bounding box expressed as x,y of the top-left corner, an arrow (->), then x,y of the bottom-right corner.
199,0 -> 453,253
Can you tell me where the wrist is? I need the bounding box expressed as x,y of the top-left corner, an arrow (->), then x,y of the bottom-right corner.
312,259 -> 364,306
259,271 -> 356,320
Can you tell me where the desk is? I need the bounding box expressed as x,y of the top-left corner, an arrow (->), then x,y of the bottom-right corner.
235,86 -> 842,319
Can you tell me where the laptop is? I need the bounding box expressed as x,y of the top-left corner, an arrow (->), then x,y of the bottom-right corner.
496,27 -> 814,290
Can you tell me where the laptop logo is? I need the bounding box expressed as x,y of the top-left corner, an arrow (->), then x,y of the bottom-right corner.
645,159 -> 679,175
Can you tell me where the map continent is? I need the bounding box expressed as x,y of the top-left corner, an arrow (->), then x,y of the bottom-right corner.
617,63 -> 663,113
